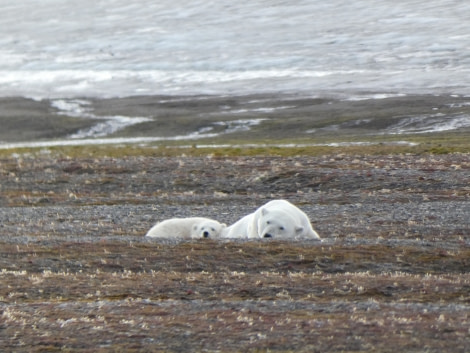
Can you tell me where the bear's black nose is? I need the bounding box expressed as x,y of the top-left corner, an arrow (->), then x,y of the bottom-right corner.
203,231 -> 209,238
264,233 -> 272,238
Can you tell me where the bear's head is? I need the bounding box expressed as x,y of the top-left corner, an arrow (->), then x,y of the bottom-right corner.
191,220 -> 226,239
257,208 -> 304,239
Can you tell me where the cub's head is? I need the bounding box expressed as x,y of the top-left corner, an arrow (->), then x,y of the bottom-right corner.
191,220 -> 226,239
257,208 -> 303,239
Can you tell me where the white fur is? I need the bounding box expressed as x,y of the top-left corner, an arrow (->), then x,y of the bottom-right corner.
222,200 -> 320,240
145,217 -> 226,239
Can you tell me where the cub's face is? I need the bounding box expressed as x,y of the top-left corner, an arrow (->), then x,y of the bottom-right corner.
258,212 -> 303,239
191,221 -> 226,239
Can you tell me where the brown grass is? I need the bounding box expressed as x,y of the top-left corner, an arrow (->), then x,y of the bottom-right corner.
1,240 -> 470,352
1,150 -> 469,352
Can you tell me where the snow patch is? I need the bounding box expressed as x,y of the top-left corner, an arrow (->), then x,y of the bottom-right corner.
387,114 -> 470,134
51,99 -> 152,138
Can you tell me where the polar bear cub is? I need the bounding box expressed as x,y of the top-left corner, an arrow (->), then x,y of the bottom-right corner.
222,200 -> 320,240
146,217 -> 226,239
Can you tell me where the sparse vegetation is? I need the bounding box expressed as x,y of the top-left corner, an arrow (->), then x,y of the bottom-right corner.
1,240 -> 470,351
1,94 -> 470,351
1,148 -> 470,352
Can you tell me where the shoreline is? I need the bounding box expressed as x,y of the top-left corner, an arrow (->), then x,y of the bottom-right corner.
0,139 -> 420,150
1,93 -> 470,150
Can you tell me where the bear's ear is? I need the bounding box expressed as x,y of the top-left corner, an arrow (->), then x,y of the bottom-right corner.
295,226 -> 304,235
261,208 -> 269,216
221,223 -> 227,228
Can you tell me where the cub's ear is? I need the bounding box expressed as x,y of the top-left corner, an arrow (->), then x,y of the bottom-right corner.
295,226 -> 304,235
261,208 -> 269,216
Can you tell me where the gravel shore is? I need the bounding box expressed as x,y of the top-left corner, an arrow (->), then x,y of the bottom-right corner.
1,154 -> 469,244
1,151 -> 469,352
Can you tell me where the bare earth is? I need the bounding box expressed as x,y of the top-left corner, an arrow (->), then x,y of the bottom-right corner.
1,150 -> 470,352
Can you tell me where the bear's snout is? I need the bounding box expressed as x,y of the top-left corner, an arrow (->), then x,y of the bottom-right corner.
203,231 -> 210,238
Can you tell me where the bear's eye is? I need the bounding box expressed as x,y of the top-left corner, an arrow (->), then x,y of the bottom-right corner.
266,221 -> 271,225
279,226 -> 285,231
211,228 -> 215,232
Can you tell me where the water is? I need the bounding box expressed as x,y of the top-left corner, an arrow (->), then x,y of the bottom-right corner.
1,0 -> 470,99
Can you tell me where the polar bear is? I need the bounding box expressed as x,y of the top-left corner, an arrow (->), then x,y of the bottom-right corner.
222,200 -> 320,240
145,217 -> 226,239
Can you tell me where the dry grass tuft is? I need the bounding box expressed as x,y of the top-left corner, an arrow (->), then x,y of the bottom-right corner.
1,240 -> 470,352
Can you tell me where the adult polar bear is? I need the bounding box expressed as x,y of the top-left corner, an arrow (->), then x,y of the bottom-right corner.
222,200 -> 320,240
146,217 -> 226,239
